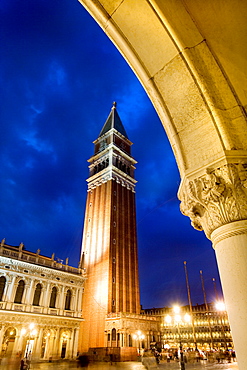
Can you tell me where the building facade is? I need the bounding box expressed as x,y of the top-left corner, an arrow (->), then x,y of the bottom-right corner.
78,103 -> 160,358
144,303 -> 233,352
0,239 -> 85,361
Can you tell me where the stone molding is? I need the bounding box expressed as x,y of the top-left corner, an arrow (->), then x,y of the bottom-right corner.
0,256 -> 84,286
179,163 -> 247,239
87,171 -> 136,192
211,220 -> 247,247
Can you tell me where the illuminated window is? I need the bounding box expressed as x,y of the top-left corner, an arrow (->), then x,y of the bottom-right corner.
49,287 -> 57,308
65,289 -> 72,310
112,328 -> 116,341
33,283 -> 42,306
14,280 -> 25,304
0,276 -> 6,301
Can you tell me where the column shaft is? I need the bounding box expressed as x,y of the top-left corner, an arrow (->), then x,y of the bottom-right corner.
212,220 -> 247,370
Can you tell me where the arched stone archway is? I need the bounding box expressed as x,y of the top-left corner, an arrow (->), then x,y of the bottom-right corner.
78,1 -> 247,368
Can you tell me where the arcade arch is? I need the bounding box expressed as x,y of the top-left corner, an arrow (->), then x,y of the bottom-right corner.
78,1 -> 247,368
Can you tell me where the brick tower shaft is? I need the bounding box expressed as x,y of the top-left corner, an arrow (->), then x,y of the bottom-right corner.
78,103 -> 140,352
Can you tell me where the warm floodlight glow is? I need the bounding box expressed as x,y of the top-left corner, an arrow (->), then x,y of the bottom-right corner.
21,328 -> 26,335
173,305 -> 180,314
215,301 -> 226,311
133,331 -> 144,340
165,315 -> 172,324
174,314 -> 181,322
29,323 -> 35,330
184,313 -> 191,322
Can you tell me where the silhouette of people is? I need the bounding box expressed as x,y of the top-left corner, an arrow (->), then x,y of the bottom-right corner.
78,354 -> 89,368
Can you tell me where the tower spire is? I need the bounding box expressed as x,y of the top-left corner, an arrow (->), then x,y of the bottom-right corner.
99,103 -> 128,138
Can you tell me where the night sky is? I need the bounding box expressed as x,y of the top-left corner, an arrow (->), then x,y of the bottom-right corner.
1,0 -> 223,309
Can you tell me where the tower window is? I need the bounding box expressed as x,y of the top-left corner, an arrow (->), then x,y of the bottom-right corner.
113,257 -> 116,263
114,191 -> 116,196
113,277 -> 115,283
113,222 -> 116,227
113,206 -> 116,211
113,239 -> 116,244
112,299 -> 115,306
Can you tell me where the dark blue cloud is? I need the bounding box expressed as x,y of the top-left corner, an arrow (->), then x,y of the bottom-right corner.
0,0 -> 222,308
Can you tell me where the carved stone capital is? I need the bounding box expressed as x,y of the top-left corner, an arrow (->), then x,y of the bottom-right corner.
178,163 -> 247,239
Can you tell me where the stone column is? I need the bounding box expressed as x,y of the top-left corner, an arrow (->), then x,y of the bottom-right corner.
72,328 -> 79,358
32,328 -> 43,360
24,279 -> 34,310
66,331 -> 73,359
74,289 -> 78,313
7,275 -> 17,301
179,163 -> 247,370
58,286 -> 65,314
0,325 -> 5,352
53,329 -> 61,360
77,287 -> 83,317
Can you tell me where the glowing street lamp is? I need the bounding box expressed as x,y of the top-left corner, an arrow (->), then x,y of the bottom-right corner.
133,330 -> 145,354
165,306 -> 191,370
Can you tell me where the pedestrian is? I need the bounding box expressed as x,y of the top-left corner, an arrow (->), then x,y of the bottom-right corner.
78,354 -> 90,368
109,353 -> 113,365
20,358 -> 27,370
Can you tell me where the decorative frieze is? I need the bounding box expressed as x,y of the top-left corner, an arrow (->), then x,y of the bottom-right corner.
179,163 -> 247,239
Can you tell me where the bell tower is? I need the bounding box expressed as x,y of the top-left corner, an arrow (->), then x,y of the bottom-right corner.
79,103 -> 140,353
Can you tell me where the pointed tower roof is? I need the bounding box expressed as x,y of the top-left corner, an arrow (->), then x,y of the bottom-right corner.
99,102 -> 128,139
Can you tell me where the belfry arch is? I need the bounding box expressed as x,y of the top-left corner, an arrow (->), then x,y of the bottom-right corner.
78,1 -> 247,368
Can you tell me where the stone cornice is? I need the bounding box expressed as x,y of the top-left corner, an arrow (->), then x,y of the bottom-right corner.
0,256 -> 85,286
178,163 -> 247,239
0,310 -> 83,325
87,167 -> 137,192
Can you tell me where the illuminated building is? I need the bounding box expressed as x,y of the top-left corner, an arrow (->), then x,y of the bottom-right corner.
0,239 -> 85,361
143,303 -> 233,351
78,103 -> 160,360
